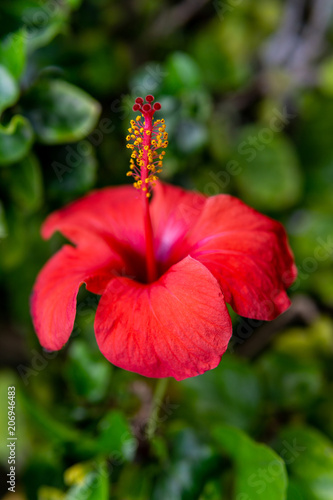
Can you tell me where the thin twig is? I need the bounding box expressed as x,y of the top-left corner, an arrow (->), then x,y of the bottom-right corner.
148,0 -> 209,38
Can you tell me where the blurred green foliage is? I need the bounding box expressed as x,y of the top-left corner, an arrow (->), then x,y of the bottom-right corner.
0,0 -> 333,499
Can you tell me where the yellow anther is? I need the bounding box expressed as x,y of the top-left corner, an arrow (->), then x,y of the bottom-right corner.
136,116 -> 141,121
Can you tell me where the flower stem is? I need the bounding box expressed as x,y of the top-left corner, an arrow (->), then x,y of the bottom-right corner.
147,377 -> 169,440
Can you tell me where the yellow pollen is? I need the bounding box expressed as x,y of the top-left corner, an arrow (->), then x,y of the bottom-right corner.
126,101 -> 168,194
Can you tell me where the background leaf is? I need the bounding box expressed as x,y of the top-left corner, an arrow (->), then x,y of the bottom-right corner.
0,64 -> 19,114
274,426 -> 333,500
214,425 -> 288,500
23,79 -> 101,144
0,114 -> 34,165
0,29 -> 26,80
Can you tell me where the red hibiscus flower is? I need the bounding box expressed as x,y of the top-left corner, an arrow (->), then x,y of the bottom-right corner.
31,95 -> 297,381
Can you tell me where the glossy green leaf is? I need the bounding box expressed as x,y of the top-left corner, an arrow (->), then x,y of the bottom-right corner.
214,425 -> 288,500
66,340 -> 112,403
0,30 -> 26,80
163,52 -> 202,94
176,119 -> 207,153
27,21 -> 67,53
24,79 -> 101,144
0,115 -> 34,165
6,153 -> 43,211
0,65 -> 19,114
95,410 -> 136,460
152,429 -> 220,500
274,426 -> 333,500
47,141 -> 97,200
234,129 -> 303,210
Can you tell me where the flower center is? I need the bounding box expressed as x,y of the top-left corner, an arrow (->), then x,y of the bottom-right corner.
126,95 -> 168,197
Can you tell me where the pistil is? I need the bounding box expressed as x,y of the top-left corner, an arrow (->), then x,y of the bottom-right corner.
126,95 -> 168,283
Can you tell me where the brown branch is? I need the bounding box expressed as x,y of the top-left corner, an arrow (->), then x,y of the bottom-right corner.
148,0 -> 209,38
236,295 -> 320,359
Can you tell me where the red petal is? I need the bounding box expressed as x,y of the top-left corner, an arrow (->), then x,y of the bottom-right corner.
186,195 -> 297,320
42,186 -> 145,253
95,256 -> 232,380
31,241 -> 122,350
150,182 -> 206,266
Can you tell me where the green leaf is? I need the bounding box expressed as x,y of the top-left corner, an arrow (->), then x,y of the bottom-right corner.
163,52 -> 202,94
24,79 -> 101,144
152,429 -> 220,500
0,200 -> 7,238
180,355 -> 262,431
273,317 -> 333,358
64,0 -> 83,9
0,115 -> 34,166
199,479 -> 225,500
0,30 -> 26,80
213,425 -> 288,500
66,340 -> 112,403
27,20 -> 67,53
234,129 -> 303,210
274,425 -> 333,500
19,389 -> 80,444
95,410 -> 136,460
0,65 -> 19,114
47,142 -> 97,200
25,452 -> 64,500
191,22 -> 249,92
319,56 -> 333,96
65,461 -> 109,500
176,119 -> 207,153
257,351 -> 323,411
116,464 -> 153,500
6,154 -> 43,211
